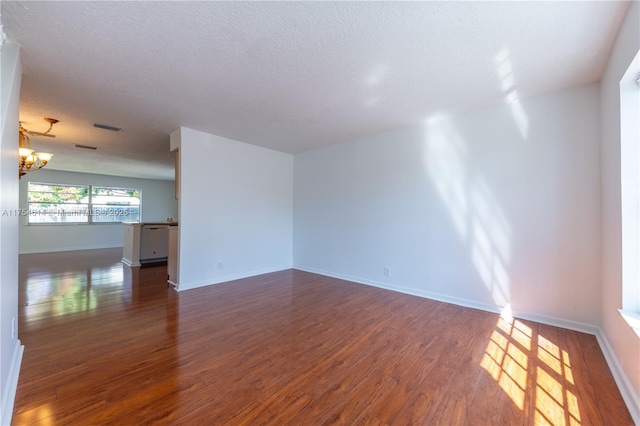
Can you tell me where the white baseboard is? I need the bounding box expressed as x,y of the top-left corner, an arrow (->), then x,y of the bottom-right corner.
595,330 -> 640,425
294,264 -> 502,314
121,258 -> 141,268
509,310 -> 600,335
293,264 -> 637,423
177,265 -> 292,292
294,264 -> 599,333
19,245 -> 122,255
1,340 -> 24,426
294,265 -> 599,335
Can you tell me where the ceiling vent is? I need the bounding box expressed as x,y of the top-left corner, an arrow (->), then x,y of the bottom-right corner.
74,143 -> 97,150
93,122 -> 123,132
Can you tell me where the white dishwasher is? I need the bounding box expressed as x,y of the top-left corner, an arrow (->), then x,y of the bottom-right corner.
140,225 -> 169,263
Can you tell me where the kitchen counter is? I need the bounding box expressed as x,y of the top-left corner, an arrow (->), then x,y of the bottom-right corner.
122,222 -> 179,227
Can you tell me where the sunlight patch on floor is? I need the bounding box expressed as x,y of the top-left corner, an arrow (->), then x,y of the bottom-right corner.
24,263 -> 124,317
14,404 -> 53,425
481,314 -> 531,410
482,314 -> 581,425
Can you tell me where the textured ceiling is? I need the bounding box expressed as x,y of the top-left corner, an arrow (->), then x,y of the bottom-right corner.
1,1 -> 630,180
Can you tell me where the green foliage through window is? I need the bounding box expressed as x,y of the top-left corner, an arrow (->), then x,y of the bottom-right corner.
28,182 -> 141,224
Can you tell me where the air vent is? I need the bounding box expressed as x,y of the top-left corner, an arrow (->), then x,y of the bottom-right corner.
93,122 -> 123,132
74,143 -> 97,150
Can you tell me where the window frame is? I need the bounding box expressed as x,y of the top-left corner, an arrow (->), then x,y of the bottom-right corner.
27,182 -> 141,225
618,49 -> 640,335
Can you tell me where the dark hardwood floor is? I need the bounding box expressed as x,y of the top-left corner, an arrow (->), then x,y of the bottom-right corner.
13,248 -> 633,425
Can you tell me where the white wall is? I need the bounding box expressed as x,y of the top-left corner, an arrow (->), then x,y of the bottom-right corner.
294,84 -> 601,329
600,1 -> 640,421
175,127 -> 293,290
18,169 -> 178,254
0,40 -> 24,425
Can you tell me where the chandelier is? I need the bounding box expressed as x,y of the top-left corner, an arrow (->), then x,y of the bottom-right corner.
19,118 -> 56,178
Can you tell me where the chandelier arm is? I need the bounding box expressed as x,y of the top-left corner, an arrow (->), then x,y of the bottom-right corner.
20,131 -> 31,149
42,122 -> 54,135
41,118 -> 59,135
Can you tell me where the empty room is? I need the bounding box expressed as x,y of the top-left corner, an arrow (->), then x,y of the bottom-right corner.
0,1 -> 639,425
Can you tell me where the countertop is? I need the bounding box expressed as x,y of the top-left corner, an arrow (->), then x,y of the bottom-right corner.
122,222 -> 179,227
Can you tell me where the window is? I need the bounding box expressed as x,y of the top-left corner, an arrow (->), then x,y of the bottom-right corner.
27,182 -> 140,224
28,183 -> 89,224
90,186 -> 140,223
619,50 -> 640,333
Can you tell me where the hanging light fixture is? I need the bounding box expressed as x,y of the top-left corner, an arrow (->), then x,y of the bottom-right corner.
18,118 -> 56,178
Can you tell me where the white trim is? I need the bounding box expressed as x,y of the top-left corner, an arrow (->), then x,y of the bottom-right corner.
19,244 -> 123,255
595,330 -> 640,425
510,310 -> 599,336
121,258 -> 141,268
1,340 -> 24,426
620,50 -> 640,317
619,309 -> 640,337
293,264 -> 501,314
177,265 -> 292,292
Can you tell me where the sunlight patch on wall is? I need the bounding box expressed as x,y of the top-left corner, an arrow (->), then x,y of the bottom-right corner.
425,114 -> 470,239
495,48 -> 529,139
425,115 -> 512,307
470,178 -> 512,306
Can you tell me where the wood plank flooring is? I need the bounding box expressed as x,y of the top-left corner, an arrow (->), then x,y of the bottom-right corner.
13,248 -> 633,425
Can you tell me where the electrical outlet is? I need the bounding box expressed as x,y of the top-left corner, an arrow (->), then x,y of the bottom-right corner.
12,317 -> 15,339
384,267 -> 391,277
